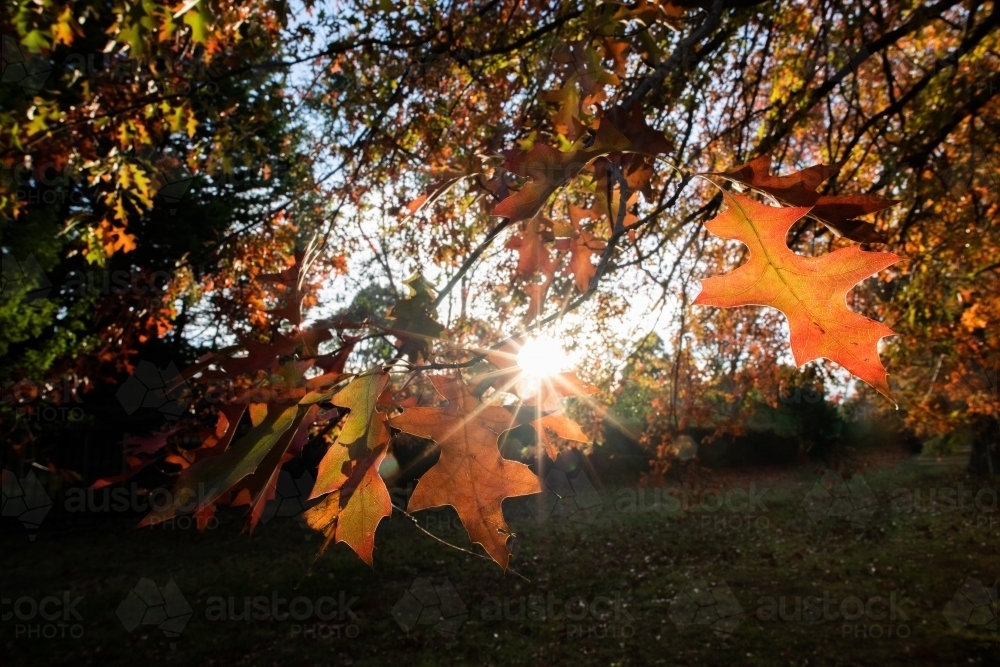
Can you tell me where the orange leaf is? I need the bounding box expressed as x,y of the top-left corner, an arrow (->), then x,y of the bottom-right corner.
330,372 -> 390,447
305,441 -> 391,566
533,412 -> 590,460
388,375 -> 540,568
693,192 -> 900,399
506,216 -> 556,278
493,122 -> 632,222
99,220 -> 137,255
523,371 -> 599,411
567,223 -> 606,292
710,156 -> 896,243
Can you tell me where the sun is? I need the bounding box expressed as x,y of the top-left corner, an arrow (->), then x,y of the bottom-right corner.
516,337 -> 568,380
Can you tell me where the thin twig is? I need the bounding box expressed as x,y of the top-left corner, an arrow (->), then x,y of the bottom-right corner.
391,503 -> 530,581
432,217 -> 512,308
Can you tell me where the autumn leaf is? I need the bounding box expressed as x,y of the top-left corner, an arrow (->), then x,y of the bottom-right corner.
604,103 -> 673,156
98,220 -> 137,255
553,41 -> 620,98
601,38 -> 630,77
305,441 -> 391,566
533,412 -> 591,460
495,105 -> 673,224
493,122 -> 632,222
566,221 -> 606,292
541,75 -> 585,141
693,191 -> 900,399
506,216 -> 556,278
386,273 -> 446,360
233,404 -> 319,532
260,250 -> 312,325
406,170 -> 472,216
139,404 -> 303,526
182,0 -> 214,44
329,372 -> 391,447
523,279 -> 552,323
388,375 -> 540,568
522,371 -> 599,412
710,156 -> 895,243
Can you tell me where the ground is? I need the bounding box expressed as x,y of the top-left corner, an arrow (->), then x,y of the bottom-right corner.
2,454 -> 997,666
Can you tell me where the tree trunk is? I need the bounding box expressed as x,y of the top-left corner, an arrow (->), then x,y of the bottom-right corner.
966,419 -> 999,477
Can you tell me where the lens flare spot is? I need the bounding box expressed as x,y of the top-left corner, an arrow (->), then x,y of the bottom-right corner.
516,338 -> 568,380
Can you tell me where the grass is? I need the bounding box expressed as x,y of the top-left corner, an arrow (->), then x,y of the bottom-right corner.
2,456 -> 997,666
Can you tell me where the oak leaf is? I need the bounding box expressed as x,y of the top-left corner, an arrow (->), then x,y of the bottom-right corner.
710,156 -> 895,243
328,372 -> 391,448
388,375 -> 540,568
506,216 -> 556,278
518,371 -> 600,412
494,122 -> 632,223
694,192 -> 900,399
386,273 -> 446,360
541,75 -> 585,141
139,404 -> 304,526
304,441 -> 391,566
495,107 -> 671,224
604,103 -> 673,156
533,412 -> 591,460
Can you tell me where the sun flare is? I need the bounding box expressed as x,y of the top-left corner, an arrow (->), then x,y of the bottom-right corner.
516,337 -> 568,380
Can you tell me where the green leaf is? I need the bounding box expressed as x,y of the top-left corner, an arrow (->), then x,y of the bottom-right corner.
183,1 -> 213,45
22,30 -> 52,53
385,274 -> 445,359
140,404 -> 301,525
332,371 -> 389,444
